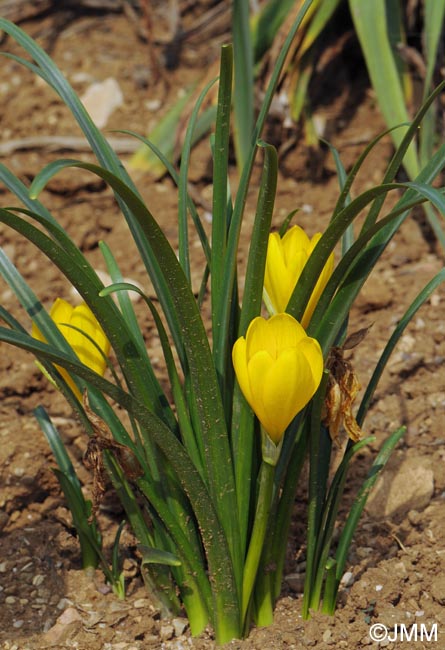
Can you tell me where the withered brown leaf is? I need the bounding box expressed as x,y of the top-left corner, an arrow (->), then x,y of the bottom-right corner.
323,326 -> 370,444
83,392 -> 143,519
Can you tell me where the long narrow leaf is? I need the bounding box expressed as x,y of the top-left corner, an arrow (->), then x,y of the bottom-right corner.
232,0 -> 254,170
28,160 -> 242,583
214,0 -> 314,386
100,281 -> 206,478
0,208 -> 176,431
287,182 -> 429,329
361,81 -> 445,232
232,141 -> 278,553
348,0 -> 418,178
211,44 -> 233,322
333,426 -> 406,582
0,326 -> 240,636
314,143 -> 445,354
178,77 -> 218,282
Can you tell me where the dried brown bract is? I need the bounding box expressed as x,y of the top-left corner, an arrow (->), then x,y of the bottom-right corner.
323,326 -> 371,444
83,393 -> 143,519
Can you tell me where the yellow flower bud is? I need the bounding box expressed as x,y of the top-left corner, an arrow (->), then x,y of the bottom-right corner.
32,298 -> 110,399
232,313 -> 324,444
263,225 -> 334,328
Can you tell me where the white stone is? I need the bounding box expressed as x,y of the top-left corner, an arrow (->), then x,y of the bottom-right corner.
80,78 -> 124,129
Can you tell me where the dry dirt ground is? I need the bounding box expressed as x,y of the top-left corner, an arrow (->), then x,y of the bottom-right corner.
0,6 -> 445,650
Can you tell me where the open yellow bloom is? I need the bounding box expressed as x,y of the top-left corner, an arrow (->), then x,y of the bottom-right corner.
232,313 -> 324,444
264,225 -> 334,329
32,298 -> 110,399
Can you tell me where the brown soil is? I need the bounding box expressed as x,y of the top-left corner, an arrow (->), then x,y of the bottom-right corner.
1,6 -> 445,650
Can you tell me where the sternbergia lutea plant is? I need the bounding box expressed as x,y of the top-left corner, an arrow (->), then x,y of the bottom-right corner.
1,5 -> 445,642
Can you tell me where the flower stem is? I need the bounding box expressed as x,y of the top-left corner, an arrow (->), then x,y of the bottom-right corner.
242,459 -> 275,622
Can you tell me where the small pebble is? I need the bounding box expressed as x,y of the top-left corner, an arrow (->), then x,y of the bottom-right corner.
43,619 -> 54,633
145,98 -> 162,111
322,629 -> 332,642
12,620 -> 24,628
340,571 -> 354,587
160,623 -> 174,641
133,598 -> 149,609
32,574 -> 45,586
172,617 -> 188,637
57,598 -> 71,610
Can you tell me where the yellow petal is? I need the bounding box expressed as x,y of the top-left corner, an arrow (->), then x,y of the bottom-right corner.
261,348 -> 320,442
245,316 -> 276,359
267,313 -> 308,354
307,232 -> 322,256
282,226 -> 310,283
298,337 -> 324,390
31,321 -> 45,343
245,313 -> 308,361
301,248 -> 335,329
282,225 -> 310,265
68,304 -> 109,375
246,349 -> 274,419
233,313 -> 325,444
264,233 -> 291,313
57,367 -> 82,400
50,297 -> 74,325
32,298 -> 74,343
232,336 -> 254,406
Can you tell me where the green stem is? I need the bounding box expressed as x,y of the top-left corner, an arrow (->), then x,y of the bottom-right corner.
253,422 -> 309,627
242,460 -> 275,622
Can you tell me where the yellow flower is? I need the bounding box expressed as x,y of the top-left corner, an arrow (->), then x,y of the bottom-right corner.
263,225 -> 334,329
32,298 -> 110,399
232,313 -> 324,444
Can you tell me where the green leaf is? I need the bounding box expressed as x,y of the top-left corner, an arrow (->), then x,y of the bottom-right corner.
29,160 -> 241,584
116,129 -> 211,264
286,182 -> 418,330
100,281 -> 206,478
302,372 -> 331,619
34,406 -> 102,570
178,77 -> 218,282
211,44 -> 233,317
233,0 -> 254,170
420,0 -> 445,166
139,545 -> 182,567
213,0 -> 314,398
313,140 -> 445,354
0,326 -> 240,637
251,0 -> 297,62
361,81 -> 445,233
232,141 -> 278,554
0,208 -> 175,431
349,0 -> 418,178
311,436 -> 375,610
330,426 -> 406,606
